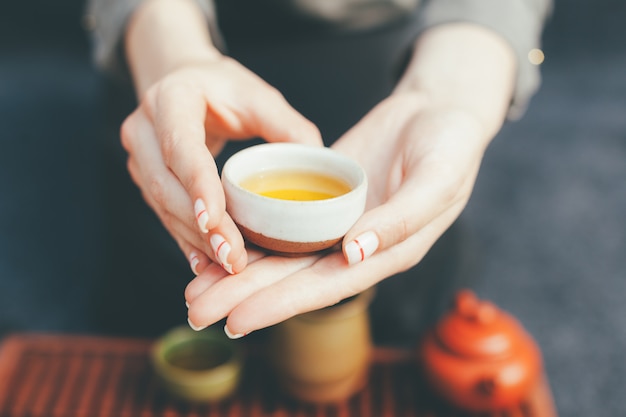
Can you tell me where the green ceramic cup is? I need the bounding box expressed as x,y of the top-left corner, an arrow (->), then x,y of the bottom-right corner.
151,326 -> 243,402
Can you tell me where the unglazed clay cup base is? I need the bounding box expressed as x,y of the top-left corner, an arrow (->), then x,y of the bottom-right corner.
151,326 -> 243,403
222,143 -> 368,256
237,224 -> 341,256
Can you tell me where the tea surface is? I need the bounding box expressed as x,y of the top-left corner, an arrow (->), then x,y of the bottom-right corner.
240,170 -> 351,201
166,340 -> 231,371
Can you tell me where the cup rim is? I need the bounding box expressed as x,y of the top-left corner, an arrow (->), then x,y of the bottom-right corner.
151,326 -> 243,383
222,143 -> 367,206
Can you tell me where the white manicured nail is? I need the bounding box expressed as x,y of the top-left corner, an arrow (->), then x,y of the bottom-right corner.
185,301 -> 190,309
344,231 -> 379,265
187,317 -> 206,331
224,324 -> 245,339
210,234 -> 233,274
194,199 -> 209,234
189,251 -> 200,275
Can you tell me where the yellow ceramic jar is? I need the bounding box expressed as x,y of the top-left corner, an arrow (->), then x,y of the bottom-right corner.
269,289 -> 375,403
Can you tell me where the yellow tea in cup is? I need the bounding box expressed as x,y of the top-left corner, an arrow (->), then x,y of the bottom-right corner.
240,169 -> 351,201
222,143 -> 368,255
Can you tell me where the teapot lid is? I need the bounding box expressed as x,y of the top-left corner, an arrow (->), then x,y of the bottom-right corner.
434,290 -> 530,359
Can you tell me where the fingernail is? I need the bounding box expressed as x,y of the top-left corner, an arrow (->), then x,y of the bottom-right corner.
344,231 -> 379,265
224,324 -> 245,339
210,234 -> 233,274
189,251 -> 200,275
185,301 -> 190,309
187,317 -> 207,331
194,199 -> 209,234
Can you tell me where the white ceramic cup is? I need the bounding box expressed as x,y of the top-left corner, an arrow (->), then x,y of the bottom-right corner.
221,143 -> 368,255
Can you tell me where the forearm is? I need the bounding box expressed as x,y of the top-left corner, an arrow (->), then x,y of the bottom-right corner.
395,23 -> 516,141
125,0 -> 222,97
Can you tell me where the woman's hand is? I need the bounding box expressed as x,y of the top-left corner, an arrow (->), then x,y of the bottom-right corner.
121,58 -> 322,275
183,23 -> 516,337
120,0 -> 321,276
184,94 -> 489,335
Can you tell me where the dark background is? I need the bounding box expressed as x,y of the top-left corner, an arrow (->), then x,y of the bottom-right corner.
1,0 -> 625,415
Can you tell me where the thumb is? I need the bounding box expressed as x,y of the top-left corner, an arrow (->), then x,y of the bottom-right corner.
244,87 -> 323,147
341,176 -> 451,266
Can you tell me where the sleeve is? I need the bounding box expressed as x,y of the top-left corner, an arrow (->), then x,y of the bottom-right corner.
416,0 -> 553,119
83,0 -> 224,79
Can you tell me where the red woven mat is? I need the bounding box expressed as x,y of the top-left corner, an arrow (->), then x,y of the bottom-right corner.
0,333 -> 543,417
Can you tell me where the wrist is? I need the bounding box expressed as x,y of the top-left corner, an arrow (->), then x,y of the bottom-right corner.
394,23 -> 516,139
126,0 -> 222,96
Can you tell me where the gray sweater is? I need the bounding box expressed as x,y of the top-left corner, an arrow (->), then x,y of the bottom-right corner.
85,0 -> 553,118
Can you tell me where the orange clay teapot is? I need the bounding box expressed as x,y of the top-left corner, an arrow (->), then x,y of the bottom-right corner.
420,290 -> 544,412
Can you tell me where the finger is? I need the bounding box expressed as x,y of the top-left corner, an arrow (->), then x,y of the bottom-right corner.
124,109 -> 197,230
240,85 -> 323,146
341,164 -> 476,266
143,181 -> 243,276
157,206 -> 249,275
126,106 -> 248,273
175,239 -> 212,277
186,254 -> 319,332
133,164 -> 214,276
199,60 -> 323,146
185,248 -> 266,303
225,201 -> 467,336
130,164 -> 219,264
157,208 -> 213,261
187,251 -> 212,277
207,212 -> 250,274
127,141 -> 209,251
131,157 -> 234,276
146,85 -> 226,235
184,263 -> 231,304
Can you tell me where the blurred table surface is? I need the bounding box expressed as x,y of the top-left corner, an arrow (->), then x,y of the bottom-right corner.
0,333 -> 550,417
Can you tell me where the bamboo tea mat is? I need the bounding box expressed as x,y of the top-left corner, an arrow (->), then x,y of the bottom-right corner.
0,333 -> 546,417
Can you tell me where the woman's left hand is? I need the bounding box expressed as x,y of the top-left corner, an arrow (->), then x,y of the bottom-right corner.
184,92 -> 491,336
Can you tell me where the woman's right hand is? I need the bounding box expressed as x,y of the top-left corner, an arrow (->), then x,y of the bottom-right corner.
120,57 -> 322,277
